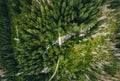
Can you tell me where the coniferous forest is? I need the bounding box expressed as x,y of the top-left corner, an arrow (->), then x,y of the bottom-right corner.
0,0 -> 120,81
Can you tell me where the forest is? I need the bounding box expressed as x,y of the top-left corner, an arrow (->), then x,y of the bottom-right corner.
0,0 -> 120,81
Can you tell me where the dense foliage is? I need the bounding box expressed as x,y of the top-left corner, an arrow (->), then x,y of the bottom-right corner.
0,0 -> 120,81
109,0 -> 120,49
0,0 -> 18,78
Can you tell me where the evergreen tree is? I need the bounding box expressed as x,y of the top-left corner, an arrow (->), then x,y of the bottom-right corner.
0,0 -> 18,80
0,0 -> 120,81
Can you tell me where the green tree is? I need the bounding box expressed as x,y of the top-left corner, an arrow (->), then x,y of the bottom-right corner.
0,0 -> 18,78
0,0 -> 120,81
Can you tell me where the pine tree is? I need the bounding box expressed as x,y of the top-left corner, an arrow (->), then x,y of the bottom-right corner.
0,0 -> 18,80
9,0 -> 104,80
0,0 -> 120,81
